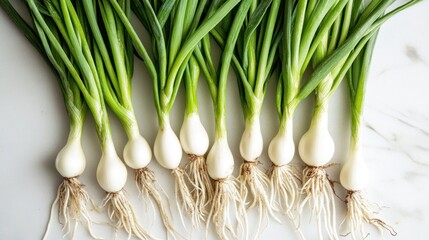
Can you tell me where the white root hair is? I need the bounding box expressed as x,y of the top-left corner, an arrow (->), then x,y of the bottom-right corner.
206,177 -> 248,240
269,164 -> 306,239
103,191 -> 155,240
342,191 -> 396,240
299,165 -> 338,240
239,160 -> 278,237
135,167 -> 177,238
269,164 -> 301,213
172,167 -> 202,227
43,177 -> 99,240
185,154 -> 213,219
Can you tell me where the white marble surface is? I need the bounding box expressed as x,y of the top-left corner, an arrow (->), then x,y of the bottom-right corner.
1,2 -> 428,240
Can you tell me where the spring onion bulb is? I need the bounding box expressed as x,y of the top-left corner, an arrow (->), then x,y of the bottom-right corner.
55,137 -> 86,178
0,1 -> 100,238
154,121 -> 183,170
340,144 -> 369,192
268,119 -> 295,167
180,114 -> 209,157
240,116 -> 263,162
96,143 -> 127,193
298,104 -> 335,167
123,134 -> 152,170
180,57 -> 213,218
206,137 -> 235,179
337,1 -> 422,235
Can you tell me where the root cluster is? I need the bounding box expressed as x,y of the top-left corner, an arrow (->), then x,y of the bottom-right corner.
43,177 -> 98,239
172,167 -> 202,227
135,167 -> 176,236
300,165 -> 338,240
269,164 -> 301,214
240,160 -> 277,236
103,191 -> 154,240
207,177 -> 248,240
343,191 -> 396,240
269,164 -> 306,239
186,154 -> 213,218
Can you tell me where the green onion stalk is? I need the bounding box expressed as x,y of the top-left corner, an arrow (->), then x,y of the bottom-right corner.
192,1 -> 255,239
291,0 -> 421,239
23,0 -> 157,239
227,0 -> 283,234
82,0 -> 177,237
115,0 -> 241,227
338,1 -> 420,238
0,1 -> 98,238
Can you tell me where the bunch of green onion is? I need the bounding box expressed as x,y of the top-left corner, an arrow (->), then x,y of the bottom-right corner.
0,0 -> 421,239
115,0 -> 242,228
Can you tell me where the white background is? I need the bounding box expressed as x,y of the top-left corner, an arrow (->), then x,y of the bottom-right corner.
1,1 -> 429,239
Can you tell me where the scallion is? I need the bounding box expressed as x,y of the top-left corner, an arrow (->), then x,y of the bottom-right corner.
0,1 -> 97,238
338,1 -> 421,238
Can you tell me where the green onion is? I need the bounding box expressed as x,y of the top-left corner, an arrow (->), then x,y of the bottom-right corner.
0,1 -> 96,238
338,1 -> 420,238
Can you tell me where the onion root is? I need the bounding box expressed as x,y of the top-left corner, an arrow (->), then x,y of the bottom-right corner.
342,191 -> 396,240
135,167 -> 176,237
206,177 -> 247,240
103,191 -> 154,240
299,165 -> 338,240
43,177 -> 99,240
172,167 -> 202,227
269,164 -> 301,213
240,160 -> 278,236
185,154 -> 213,219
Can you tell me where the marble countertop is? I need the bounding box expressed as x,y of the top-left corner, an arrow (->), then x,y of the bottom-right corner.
1,2 -> 428,240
